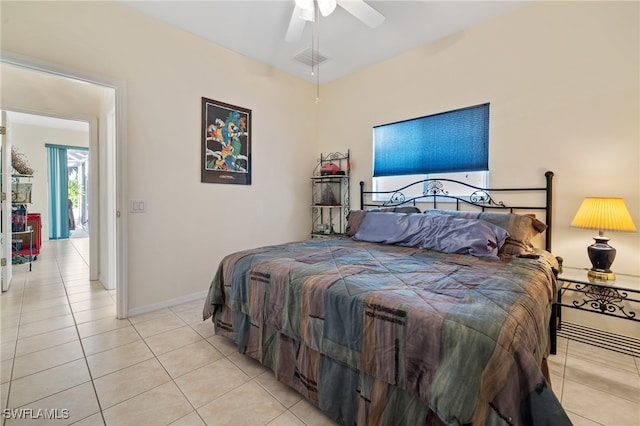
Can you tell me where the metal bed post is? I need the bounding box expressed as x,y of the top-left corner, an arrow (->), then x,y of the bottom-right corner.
545,171 -> 554,253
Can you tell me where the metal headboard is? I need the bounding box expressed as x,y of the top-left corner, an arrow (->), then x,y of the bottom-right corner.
360,171 -> 554,252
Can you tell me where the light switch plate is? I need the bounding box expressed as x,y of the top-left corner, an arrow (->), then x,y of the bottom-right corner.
131,200 -> 145,213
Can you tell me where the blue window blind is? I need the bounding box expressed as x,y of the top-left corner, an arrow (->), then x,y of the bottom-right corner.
373,103 -> 489,177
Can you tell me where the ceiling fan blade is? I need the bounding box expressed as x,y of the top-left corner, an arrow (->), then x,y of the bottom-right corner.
285,5 -> 309,42
337,0 -> 385,28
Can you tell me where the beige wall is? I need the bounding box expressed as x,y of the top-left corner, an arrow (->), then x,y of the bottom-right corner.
315,1 -> 639,337
2,1 -> 638,324
318,1 -> 639,277
1,1 -> 317,312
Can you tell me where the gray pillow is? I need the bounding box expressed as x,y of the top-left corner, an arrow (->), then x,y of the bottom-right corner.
353,212 -> 509,259
424,209 -> 546,255
345,206 -> 420,236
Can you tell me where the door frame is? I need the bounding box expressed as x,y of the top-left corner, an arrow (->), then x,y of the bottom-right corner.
1,51 -> 129,318
1,111 -> 11,291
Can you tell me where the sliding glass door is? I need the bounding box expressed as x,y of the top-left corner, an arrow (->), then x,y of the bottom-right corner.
46,144 -> 69,240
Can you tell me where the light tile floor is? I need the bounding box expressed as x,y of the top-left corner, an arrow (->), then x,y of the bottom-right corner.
1,239 -> 639,425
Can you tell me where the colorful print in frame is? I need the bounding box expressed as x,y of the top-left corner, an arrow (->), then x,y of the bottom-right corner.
201,97 -> 251,185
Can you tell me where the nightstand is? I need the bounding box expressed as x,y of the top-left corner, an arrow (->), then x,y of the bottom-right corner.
557,267 -> 640,322
551,267 -> 640,357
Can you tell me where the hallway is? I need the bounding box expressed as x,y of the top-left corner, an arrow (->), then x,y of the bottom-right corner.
0,240 -> 332,425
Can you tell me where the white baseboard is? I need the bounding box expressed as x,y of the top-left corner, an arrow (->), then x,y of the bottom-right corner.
126,290 -> 208,318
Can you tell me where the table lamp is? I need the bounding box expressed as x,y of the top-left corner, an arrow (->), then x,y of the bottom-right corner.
571,197 -> 637,281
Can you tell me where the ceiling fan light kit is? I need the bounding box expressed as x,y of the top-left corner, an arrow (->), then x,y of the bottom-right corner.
295,0 -> 315,21
318,0 -> 337,17
286,0 -> 385,42
294,0 -> 337,18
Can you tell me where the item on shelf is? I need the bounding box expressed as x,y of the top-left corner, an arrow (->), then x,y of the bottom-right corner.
12,204 -> 27,232
11,146 -> 34,175
11,182 -> 32,203
320,162 -> 340,175
12,253 -> 33,265
321,186 -> 337,205
10,175 -> 37,271
26,213 -> 42,257
316,224 -> 329,233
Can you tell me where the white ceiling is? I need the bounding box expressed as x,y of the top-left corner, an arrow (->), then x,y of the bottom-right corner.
120,0 -> 530,84
6,111 -> 89,132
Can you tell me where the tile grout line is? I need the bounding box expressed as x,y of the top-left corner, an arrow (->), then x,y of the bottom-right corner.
125,311 -> 295,425
2,243 -> 99,423
555,337 -> 568,405
54,243 -> 108,426
143,314 -> 272,425
126,313 -> 205,425
2,266 -> 27,426
194,318 -> 310,426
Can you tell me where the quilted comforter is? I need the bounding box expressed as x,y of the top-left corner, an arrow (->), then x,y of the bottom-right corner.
203,237 -> 570,425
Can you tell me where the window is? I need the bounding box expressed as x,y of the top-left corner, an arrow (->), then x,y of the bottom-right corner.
372,103 -> 489,200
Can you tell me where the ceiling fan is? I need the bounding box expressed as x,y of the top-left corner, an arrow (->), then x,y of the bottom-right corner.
285,0 -> 385,42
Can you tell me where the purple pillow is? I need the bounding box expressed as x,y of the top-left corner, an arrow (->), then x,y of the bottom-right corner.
353,212 -> 508,259
424,209 -> 547,255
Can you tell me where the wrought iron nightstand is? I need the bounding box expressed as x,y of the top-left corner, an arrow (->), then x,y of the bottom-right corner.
558,267 -> 639,322
555,267 -> 640,356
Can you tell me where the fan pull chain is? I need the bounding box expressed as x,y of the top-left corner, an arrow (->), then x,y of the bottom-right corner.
314,4 -> 321,103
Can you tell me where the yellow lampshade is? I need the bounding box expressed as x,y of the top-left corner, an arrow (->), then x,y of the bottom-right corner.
571,197 -> 637,232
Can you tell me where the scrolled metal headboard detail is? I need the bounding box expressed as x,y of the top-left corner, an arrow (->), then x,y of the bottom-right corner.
360,171 -> 555,252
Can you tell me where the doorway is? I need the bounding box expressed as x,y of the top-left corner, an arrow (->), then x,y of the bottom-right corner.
46,144 -> 90,241
0,55 -> 128,318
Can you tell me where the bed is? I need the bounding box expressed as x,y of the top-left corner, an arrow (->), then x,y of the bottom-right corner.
203,171 -> 570,425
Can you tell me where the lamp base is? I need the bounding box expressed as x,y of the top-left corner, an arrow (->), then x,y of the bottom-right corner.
586,236 -> 617,282
587,269 -> 615,282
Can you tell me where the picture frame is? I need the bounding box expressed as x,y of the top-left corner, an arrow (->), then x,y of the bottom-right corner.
201,97 -> 252,185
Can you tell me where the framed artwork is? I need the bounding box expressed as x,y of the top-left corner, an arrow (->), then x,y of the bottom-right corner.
201,97 -> 252,185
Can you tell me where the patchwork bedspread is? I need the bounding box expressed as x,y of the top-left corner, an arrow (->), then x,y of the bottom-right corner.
203,237 -> 570,426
